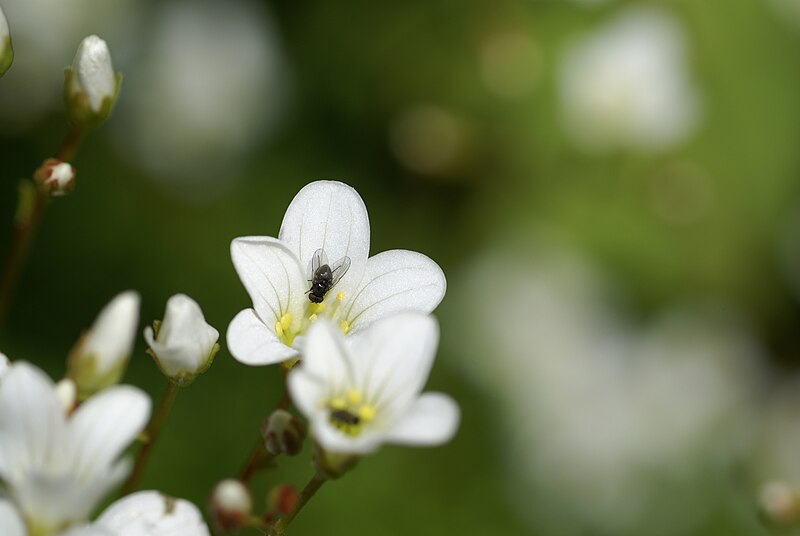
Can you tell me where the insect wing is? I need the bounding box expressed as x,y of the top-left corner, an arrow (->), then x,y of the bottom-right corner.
329,256 -> 352,288
309,248 -> 329,279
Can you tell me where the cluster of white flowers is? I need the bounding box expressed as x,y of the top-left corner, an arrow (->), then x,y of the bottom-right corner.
228,180 -> 460,466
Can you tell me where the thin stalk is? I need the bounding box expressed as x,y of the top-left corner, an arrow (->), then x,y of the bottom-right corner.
270,473 -> 327,535
119,380 -> 179,496
0,127 -> 84,328
239,438 -> 276,483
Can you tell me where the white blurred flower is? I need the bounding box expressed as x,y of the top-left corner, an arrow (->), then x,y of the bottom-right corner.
209,480 -> 251,532
93,491 -> 210,536
0,352 -> 9,378
558,7 -> 701,153
113,0 -> 287,191
0,361 -> 150,534
68,291 -> 140,399
452,243 -> 762,534
288,314 -> 459,457
227,180 -> 446,366
144,294 -> 219,384
65,35 -> 120,127
0,6 -> 12,77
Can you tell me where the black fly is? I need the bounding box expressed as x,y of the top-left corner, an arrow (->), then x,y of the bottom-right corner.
330,409 -> 361,427
307,248 -> 351,303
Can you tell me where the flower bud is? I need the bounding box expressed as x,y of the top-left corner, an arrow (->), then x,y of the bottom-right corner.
267,485 -> 298,517
144,294 -> 219,385
760,481 -> 800,527
64,35 -> 121,129
210,479 -> 252,533
54,378 -> 77,413
0,6 -> 12,78
68,291 -> 140,400
33,158 -> 76,196
261,409 -> 306,456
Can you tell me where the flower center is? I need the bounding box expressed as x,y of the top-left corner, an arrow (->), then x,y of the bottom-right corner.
326,388 -> 376,437
274,291 -> 350,345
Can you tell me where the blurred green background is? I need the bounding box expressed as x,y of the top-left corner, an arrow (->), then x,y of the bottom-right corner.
2,0 -> 800,534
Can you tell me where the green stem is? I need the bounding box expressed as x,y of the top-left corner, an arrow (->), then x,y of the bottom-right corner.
270,473 -> 327,535
119,380 -> 180,496
238,438 -> 276,483
0,127 -> 84,329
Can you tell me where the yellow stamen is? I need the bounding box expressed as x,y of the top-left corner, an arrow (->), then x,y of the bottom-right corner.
308,313 -> 318,322
280,313 -> 293,331
358,404 -> 376,422
336,291 -> 345,301
330,398 -> 347,410
340,320 -> 350,334
346,388 -> 362,405
309,302 -> 326,314
274,321 -> 284,338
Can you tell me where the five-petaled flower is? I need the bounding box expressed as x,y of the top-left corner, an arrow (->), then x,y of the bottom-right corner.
227,180 -> 446,366
0,361 -> 150,535
287,313 -> 460,457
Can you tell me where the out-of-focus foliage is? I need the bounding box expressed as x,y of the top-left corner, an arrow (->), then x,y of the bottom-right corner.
2,0 -> 800,534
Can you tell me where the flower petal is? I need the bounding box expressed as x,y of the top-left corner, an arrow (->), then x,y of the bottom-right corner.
0,362 -> 65,481
278,181 -> 370,296
310,414 -> 383,455
230,236 -> 306,328
342,250 -> 446,334
66,385 -> 150,481
385,392 -> 460,446
292,319 -> 354,398
96,491 -> 210,536
0,500 -> 25,536
226,309 -> 299,366
348,313 -> 440,419
61,526 -> 116,536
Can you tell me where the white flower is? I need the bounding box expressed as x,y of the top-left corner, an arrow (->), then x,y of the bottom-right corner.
68,291 -> 140,399
0,5 -> 12,77
0,491 -> 209,536
558,7 -> 701,153
0,361 -> 150,534
0,352 -> 9,379
70,35 -> 115,113
144,294 -> 219,384
287,313 -> 459,455
228,180 -> 447,366
92,491 -> 210,536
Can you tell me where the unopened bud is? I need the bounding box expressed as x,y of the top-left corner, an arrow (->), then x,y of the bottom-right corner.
760,480 -> 800,527
34,158 -> 76,196
267,485 -> 298,517
0,6 -> 12,77
64,35 -> 121,129
54,378 -> 77,413
67,291 -> 140,400
144,294 -> 219,386
261,409 -> 306,456
210,479 -> 252,533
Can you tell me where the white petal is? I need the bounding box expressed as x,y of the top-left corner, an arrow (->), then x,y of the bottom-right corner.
286,368 -> 325,419
230,237 -> 306,328
226,309 -> 299,366
385,392 -> 460,446
81,291 -> 140,375
73,35 -> 115,113
0,362 -> 65,481
0,352 -> 9,379
96,491 -> 210,536
61,526 -> 116,536
278,181 -> 370,296
66,385 -> 150,482
348,313 -> 440,418
0,500 -> 25,536
342,250 -> 446,334
293,319 -> 354,397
